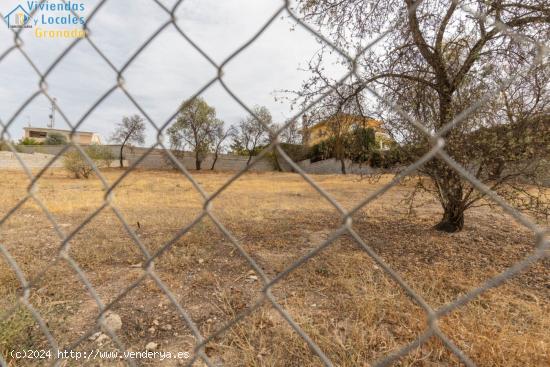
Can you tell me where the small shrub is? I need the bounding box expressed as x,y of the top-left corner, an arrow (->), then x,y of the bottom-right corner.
0,140 -> 24,153
309,138 -> 335,162
44,132 -> 67,145
369,150 -> 383,168
0,305 -> 36,360
86,145 -> 115,168
63,146 -> 112,178
0,139 -> 9,151
18,137 -> 42,146
381,146 -> 403,168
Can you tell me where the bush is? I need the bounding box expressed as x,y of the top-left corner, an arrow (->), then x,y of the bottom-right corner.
0,140 -> 23,153
0,303 -> 36,361
86,145 -> 115,168
0,140 -> 9,151
18,137 -> 42,145
369,150 -> 383,168
381,146 -> 403,168
309,138 -> 335,162
44,132 -> 67,145
347,127 -> 377,163
63,146 -> 113,178
308,128 -> 377,164
278,143 -> 310,162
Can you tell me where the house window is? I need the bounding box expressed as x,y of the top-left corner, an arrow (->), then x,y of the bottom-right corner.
29,131 -> 47,138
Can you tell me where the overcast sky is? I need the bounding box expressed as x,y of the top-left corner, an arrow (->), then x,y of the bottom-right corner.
0,0 -> 349,145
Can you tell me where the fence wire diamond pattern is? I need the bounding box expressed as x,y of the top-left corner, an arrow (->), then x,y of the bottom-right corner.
0,0 -> 548,366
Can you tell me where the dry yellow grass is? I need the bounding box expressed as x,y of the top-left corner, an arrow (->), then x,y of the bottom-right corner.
0,169 -> 548,366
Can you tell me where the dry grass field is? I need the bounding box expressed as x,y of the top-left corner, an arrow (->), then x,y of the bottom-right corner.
0,169 -> 548,366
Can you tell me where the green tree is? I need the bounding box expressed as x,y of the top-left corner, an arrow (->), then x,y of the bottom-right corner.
210,124 -> 236,170
297,0 -> 549,232
44,132 -> 67,145
167,98 -> 222,170
347,127 -> 377,164
231,106 -> 272,165
110,115 -> 146,168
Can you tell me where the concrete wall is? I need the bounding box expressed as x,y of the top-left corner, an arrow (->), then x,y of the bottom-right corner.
126,147 -> 274,172
8,145 -> 549,185
2,145 -> 275,172
293,158 -> 392,175
0,151 -> 64,170
15,145 -> 70,155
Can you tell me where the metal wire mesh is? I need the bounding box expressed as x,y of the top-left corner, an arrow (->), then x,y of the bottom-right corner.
0,0 -> 548,366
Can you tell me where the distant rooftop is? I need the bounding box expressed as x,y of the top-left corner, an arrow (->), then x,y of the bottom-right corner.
24,126 -> 97,135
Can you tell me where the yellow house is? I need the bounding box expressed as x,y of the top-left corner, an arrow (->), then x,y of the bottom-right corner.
303,114 -> 393,150
23,127 -> 102,145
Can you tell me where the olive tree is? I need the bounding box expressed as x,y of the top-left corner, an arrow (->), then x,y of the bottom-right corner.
210,123 -> 236,170
167,98 -> 222,170
231,106 -> 273,165
110,115 -> 146,168
296,0 -> 550,231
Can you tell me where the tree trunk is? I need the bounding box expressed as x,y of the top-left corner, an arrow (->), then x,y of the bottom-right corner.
272,150 -> 282,172
433,167 -> 465,232
247,153 -> 253,166
340,158 -> 347,174
119,145 -> 124,168
434,200 -> 464,232
195,154 -> 202,170
431,92 -> 466,232
211,153 -> 218,170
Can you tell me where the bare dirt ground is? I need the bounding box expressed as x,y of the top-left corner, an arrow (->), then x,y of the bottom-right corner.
0,169 -> 548,366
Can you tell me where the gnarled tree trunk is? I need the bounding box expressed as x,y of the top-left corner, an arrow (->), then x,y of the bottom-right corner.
195,153 -> 202,170
433,166 -> 465,232
435,200 -> 465,232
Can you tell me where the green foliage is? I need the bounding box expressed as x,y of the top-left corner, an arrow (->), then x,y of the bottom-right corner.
0,140 -> 24,152
63,146 -> 111,179
0,303 -> 36,359
229,140 -> 248,156
167,97 -> 222,170
86,145 -> 115,168
44,132 -> 67,145
278,143 -> 311,162
309,127 -> 379,163
381,146 -> 403,168
0,139 -> 9,151
110,114 -> 146,168
347,127 -> 377,163
232,144 -> 264,157
18,137 -> 42,146
230,105 -> 272,162
309,138 -> 335,162
110,115 -> 146,146
369,150 -> 383,168
307,127 -> 403,169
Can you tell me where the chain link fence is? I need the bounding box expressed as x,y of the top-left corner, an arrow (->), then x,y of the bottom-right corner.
0,0 -> 548,366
